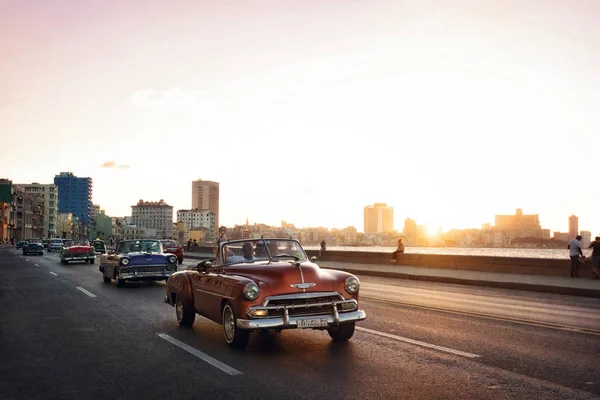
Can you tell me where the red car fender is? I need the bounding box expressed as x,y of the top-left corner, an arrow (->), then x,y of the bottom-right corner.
167,272 -> 194,307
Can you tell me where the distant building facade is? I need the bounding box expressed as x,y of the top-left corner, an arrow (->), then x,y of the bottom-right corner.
18,183 -> 58,238
191,179 -> 219,235
491,208 -> 544,245
53,172 -> 93,237
364,203 -> 394,234
176,208 -> 216,242
131,199 -> 173,239
568,215 -> 579,240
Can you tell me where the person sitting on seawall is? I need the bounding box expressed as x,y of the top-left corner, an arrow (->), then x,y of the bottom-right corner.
588,236 -> 600,280
391,238 -> 405,263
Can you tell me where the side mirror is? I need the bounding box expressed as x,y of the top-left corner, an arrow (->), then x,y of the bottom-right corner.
197,260 -> 212,271
310,256 -> 317,262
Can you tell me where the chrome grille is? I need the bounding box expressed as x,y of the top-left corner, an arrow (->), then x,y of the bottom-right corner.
264,293 -> 345,318
122,265 -> 172,273
67,252 -> 89,258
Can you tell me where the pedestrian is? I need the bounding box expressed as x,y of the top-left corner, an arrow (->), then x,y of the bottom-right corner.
187,238 -> 192,252
568,235 -> 584,278
319,239 -> 326,257
391,238 -> 405,263
587,236 -> 600,279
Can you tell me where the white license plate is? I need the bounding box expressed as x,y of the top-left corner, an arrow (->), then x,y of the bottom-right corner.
297,318 -> 328,328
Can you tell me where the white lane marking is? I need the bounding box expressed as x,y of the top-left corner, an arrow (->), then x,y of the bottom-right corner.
158,333 -> 243,376
26,258 -> 30,261
356,327 -> 481,358
76,287 -> 97,298
49,271 -> 58,276
34,264 -> 40,267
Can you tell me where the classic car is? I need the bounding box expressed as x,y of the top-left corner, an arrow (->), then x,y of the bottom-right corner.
23,242 -> 44,256
15,241 -> 27,249
99,239 -> 178,287
49,239 -> 64,252
42,239 -> 50,250
160,239 -> 184,264
60,240 -> 96,264
92,239 -> 107,254
165,238 -> 366,349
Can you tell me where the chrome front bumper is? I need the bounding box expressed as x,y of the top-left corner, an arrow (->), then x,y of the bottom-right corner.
237,310 -> 366,330
63,255 -> 96,261
118,270 -> 174,280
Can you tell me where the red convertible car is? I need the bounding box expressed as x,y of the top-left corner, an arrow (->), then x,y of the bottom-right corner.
60,240 -> 96,264
165,238 -> 366,349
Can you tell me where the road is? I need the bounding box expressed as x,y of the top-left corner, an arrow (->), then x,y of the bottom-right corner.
1,247 -> 599,400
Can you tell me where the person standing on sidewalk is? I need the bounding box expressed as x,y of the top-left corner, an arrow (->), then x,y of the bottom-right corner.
587,236 -> 600,279
391,238 -> 405,263
568,235 -> 584,278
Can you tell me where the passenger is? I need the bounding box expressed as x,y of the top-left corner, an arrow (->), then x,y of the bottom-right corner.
242,242 -> 254,260
267,240 -> 278,257
254,242 -> 268,257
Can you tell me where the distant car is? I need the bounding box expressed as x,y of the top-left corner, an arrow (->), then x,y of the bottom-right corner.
160,239 -> 184,264
49,239 -> 64,252
99,239 -> 178,287
60,240 -> 96,264
92,239 -> 107,255
23,242 -> 44,256
42,239 -> 50,250
165,238 -> 366,349
16,241 -> 27,249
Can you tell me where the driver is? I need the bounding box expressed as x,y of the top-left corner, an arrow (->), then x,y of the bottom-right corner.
242,242 -> 254,260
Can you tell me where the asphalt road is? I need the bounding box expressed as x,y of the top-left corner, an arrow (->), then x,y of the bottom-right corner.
1,248 -> 599,400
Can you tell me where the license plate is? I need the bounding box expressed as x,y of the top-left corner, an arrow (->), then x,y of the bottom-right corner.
297,318 -> 328,328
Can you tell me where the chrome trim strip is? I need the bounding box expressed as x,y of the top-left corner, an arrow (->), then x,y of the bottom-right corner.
237,310 -> 366,330
263,291 -> 344,305
195,288 -> 235,300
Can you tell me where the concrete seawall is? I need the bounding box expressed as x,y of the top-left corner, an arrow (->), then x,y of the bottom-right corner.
190,246 -> 578,278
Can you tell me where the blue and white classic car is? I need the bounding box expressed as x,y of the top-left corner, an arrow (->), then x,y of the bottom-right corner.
99,239 -> 178,287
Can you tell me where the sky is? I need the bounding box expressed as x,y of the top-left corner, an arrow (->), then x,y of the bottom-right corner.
1,0 -> 599,235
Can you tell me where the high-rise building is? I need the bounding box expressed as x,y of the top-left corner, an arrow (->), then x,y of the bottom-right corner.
54,172 -> 93,237
363,203 -> 394,233
18,183 -> 58,238
568,215 -> 579,239
131,199 -> 173,239
191,179 -> 219,232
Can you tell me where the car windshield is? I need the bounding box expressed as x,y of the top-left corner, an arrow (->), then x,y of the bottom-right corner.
72,240 -> 90,246
221,239 -> 307,265
161,240 -> 179,248
116,240 -> 162,254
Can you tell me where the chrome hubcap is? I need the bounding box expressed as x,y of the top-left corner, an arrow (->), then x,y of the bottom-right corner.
176,298 -> 183,321
223,307 -> 235,342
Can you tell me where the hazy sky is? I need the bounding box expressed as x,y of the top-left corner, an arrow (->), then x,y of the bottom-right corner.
2,0 -> 599,234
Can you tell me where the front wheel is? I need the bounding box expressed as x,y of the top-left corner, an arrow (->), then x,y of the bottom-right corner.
176,294 -> 195,327
89,258 -> 95,265
222,302 -> 250,349
115,272 -> 126,287
327,322 -> 356,341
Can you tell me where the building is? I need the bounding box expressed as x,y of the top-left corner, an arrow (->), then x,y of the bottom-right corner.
0,179 -> 13,242
553,232 -> 569,242
191,179 -> 220,234
568,215 -> 579,240
12,185 -> 46,240
94,210 -> 113,239
131,199 -> 173,239
17,183 -> 58,238
53,172 -> 93,237
364,203 -> 394,234
493,208 -> 544,242
176,208 -> 216,241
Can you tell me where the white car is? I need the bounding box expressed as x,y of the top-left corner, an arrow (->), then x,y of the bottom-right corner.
49,239 -> 64,252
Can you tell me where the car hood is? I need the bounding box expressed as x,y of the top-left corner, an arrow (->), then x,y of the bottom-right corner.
223,261 -> 335,295
66,246 -> 92,253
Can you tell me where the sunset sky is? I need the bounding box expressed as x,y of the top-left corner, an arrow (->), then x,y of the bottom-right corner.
1,0 -> 599,235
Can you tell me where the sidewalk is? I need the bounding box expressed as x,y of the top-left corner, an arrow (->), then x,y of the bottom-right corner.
184,251 -> 600,299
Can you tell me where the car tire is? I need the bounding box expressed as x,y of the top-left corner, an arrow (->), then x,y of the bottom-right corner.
222,301 -> 250,349
177,258 -> 183,265
103,275 -> 111,283
176,294 -> 195,327
115,272 -> 126,287
327,322 -> 356,341
89,259 -> 95,265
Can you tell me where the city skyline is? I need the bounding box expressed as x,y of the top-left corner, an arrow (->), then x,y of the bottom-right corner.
2,1 -> 600,235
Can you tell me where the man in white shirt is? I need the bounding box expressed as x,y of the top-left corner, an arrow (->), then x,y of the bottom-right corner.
568,235 -> 584,278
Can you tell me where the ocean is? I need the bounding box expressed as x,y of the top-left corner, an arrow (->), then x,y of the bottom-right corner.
303,246 -> 593,260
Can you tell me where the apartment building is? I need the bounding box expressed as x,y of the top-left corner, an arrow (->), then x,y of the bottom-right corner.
131,199 -> 173,239
54,172 -> 93,236
18,183 -> 58,238
191,179 -> 219,233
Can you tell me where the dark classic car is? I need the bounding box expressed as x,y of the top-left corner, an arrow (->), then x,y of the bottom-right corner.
92,239 -> 107,254
16,241 -> 27,249
23,242 -> 44,256
60,240 -> 96,264
160,239 -> 184,264
165,238 -> 366,349
99,239 -> 178,287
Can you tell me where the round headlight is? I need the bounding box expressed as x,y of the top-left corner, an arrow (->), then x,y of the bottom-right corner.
168,255 -> 176,263
243,282 -> 260,301
121,258 -> 130,266
345,276 -> 360,294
